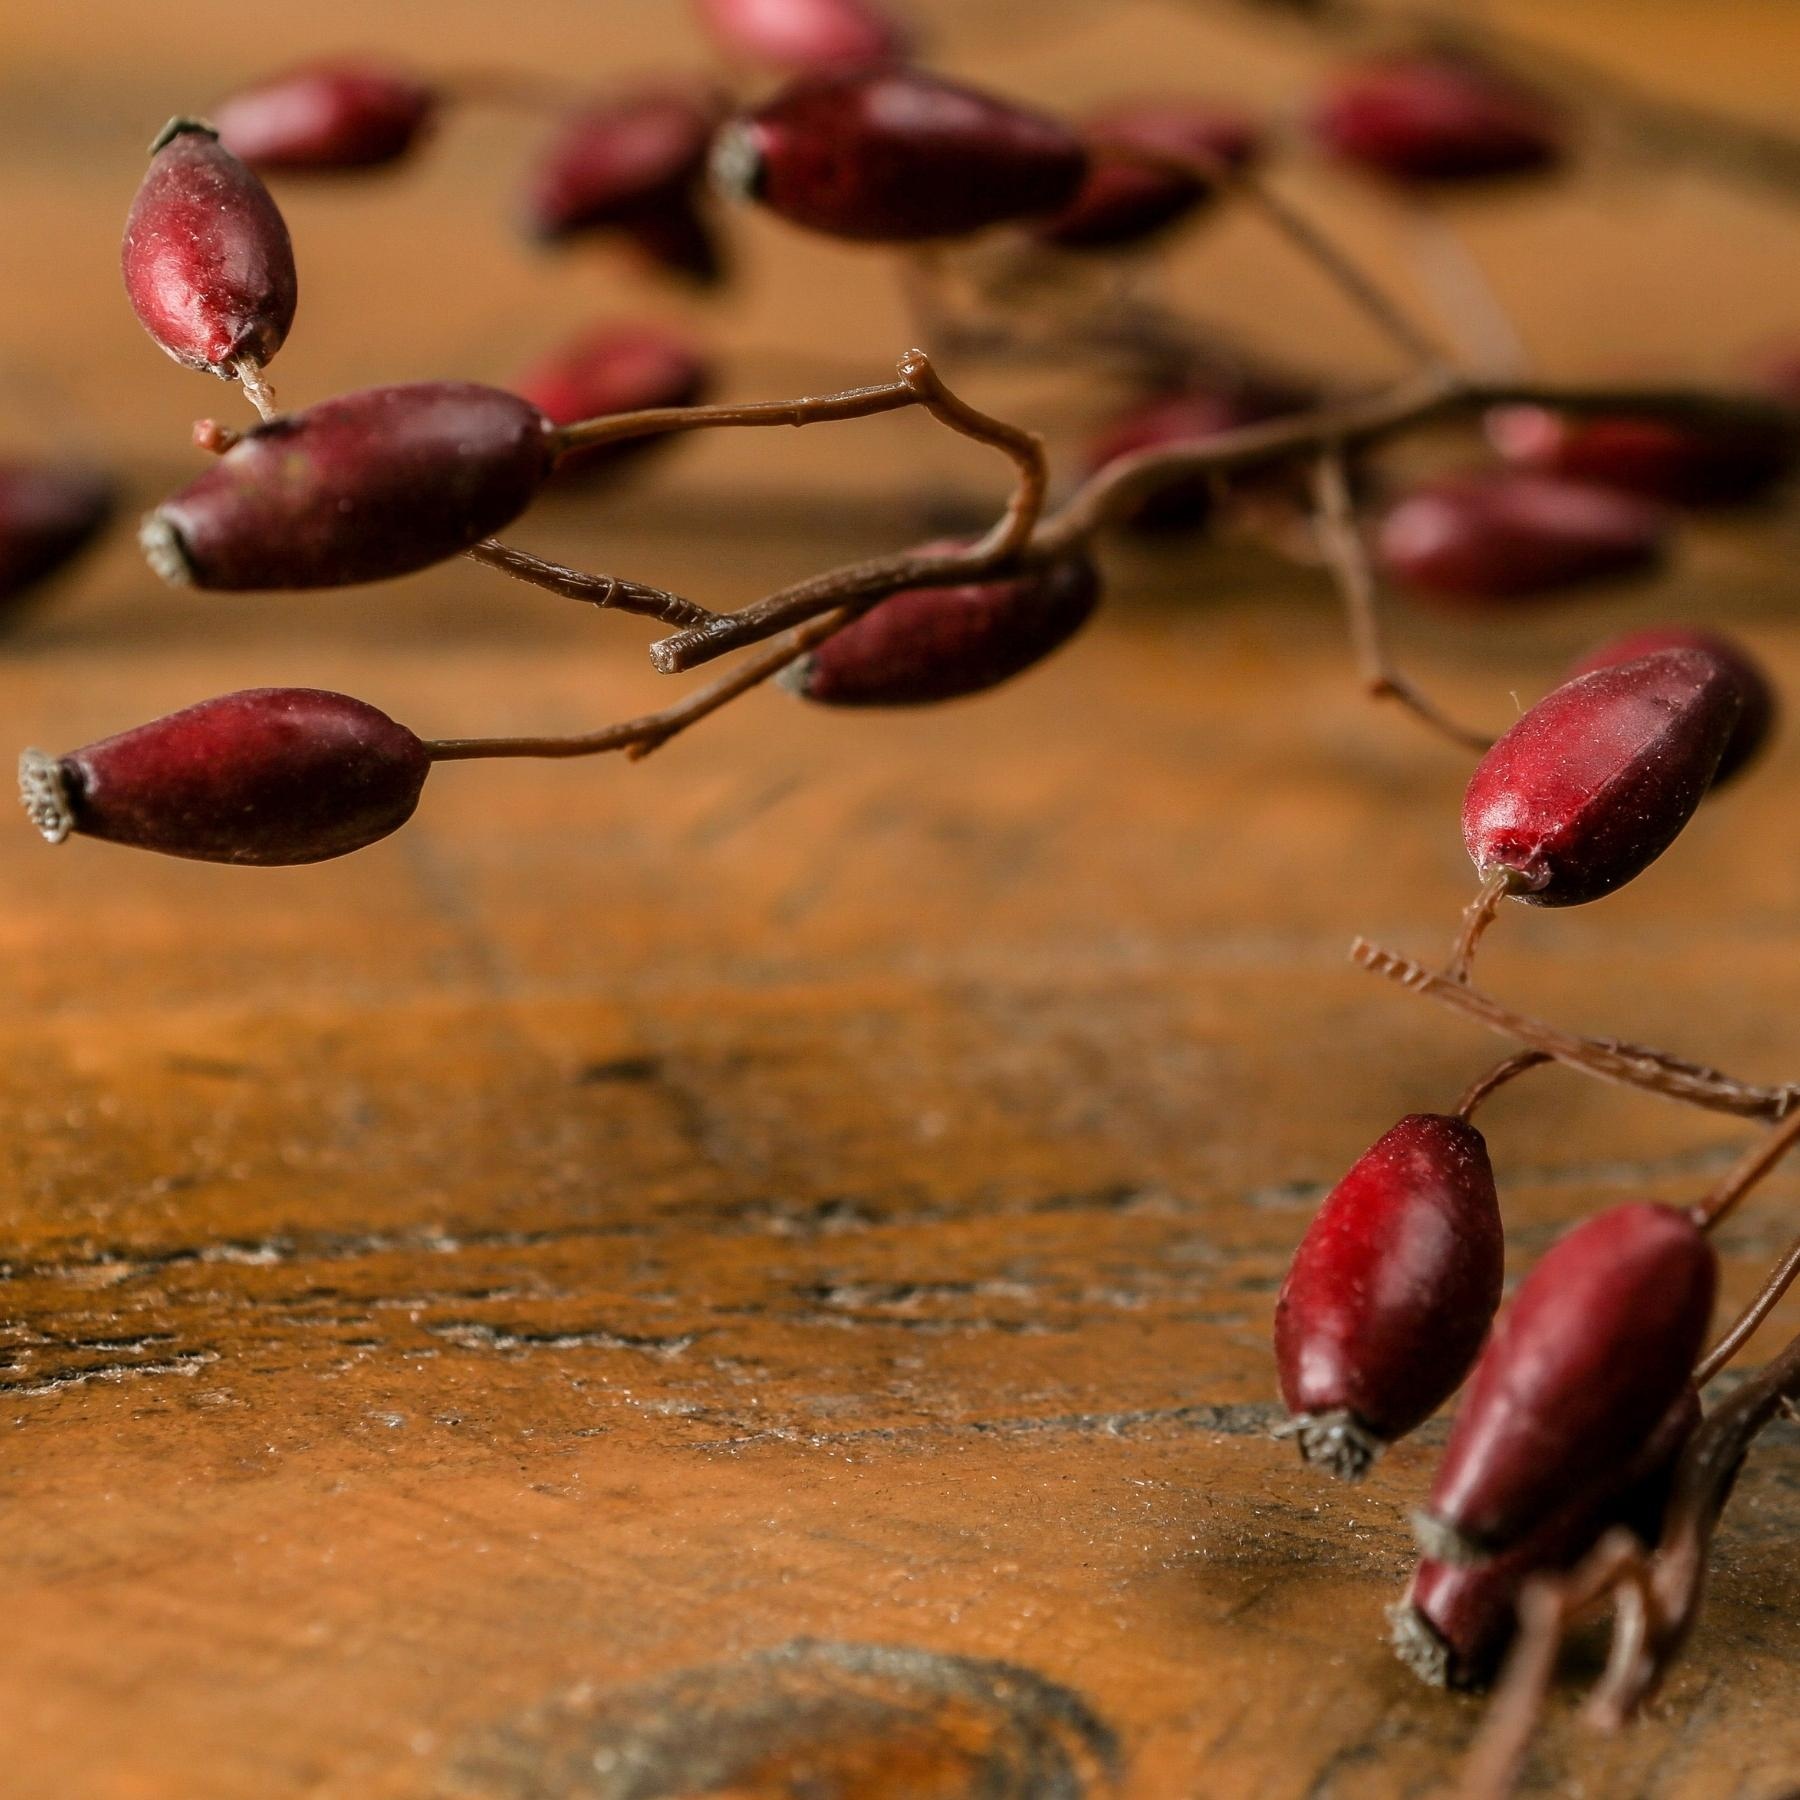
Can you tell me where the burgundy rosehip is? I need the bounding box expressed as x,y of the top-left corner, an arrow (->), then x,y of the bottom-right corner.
1084,379 -> 1312,531
693,0 -> 910,73
1567,626 -> 1776,789
1486,404 -> 1797,508
212,60 -> 438,172
715,70 -> 1089,242
141,383 -> 554,590
1415,1203 -> 1715,1564
122,120 -> 298,380
513,324 -> 710,476
20,688 -> 430,866
1462,649 -> 1739,907
0,460 -> 114,611
783,547 -> 1100,706
522,87 -> 726,282
1377,471 -> 1666,602
1274,1114 -> 1503,1481
1311,56 -> 1565,186
1036,97 -> 1261,250
1394,1386 -> 1700,1688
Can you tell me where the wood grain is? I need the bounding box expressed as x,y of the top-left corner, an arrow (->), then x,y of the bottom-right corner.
1,3 -> 1797,1796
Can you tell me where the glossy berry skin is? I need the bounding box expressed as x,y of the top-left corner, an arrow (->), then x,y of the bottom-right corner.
0,461 -> 114,610
693,0 -> 909,73
716,71 -> 1089,242
142,383 -> 554,590
1395,1386 -> 1700,1689
513,324 -> 710,476
122,120 -> 298,378
1274,1114 -> 1503,1481
1568,626 -> 1775,789
1462,649 -> 1739,907
1417,1204 -> 1715,1563
1486,404 -> 1797,508
784,548 -> 1100,706
522,88 -> 725,281
1036,98 -> 1261,250
1311,56 -> 1564,186
20,689 -> 430,866
212,61 -> 437,171
1377,471 -> 1666,602
1085,380 -> 1311,531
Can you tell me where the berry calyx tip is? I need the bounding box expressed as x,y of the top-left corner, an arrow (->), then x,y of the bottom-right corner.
18,750 -> 73,845
1273,1408 -> 1382,1482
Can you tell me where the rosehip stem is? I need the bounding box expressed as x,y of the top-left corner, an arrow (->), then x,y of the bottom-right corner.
1452,1049 -> 1551,1121
1688,1102 -> 1800,1233
231,357 -> 278,423
464,539 -> 720,629
1446,870 -> 1515,984
1309,449 -> 1493,752
1351,936 -> 1800,1123
1693,1227 -> 1800,1386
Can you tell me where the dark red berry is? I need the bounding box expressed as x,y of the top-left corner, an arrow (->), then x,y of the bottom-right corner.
1377,471 -> 1666,602
1084,379 -> 1312,532
782,547 -> 1100,705
1754,342 -> 1800,410
521,87 -> 726,282
1462,649 -> 1739,907
1486,404 -> 1797,508
513,324 -> 710,476
141,383 -> 554,590
20,689 -> 430,866
122,120 -> 298,379
693,0 -> 910,73
212,60 -> 437,172
1036,97 -> 1261,250
1274,1114 -> 1503,1481
1567,627 -> 1776,789
1416,1203 -> 1715,1563
1394,1386 -> 1699,1688
0,460 -> 114,611
715,70 -> 1088,242
1311,56 -> 1564,185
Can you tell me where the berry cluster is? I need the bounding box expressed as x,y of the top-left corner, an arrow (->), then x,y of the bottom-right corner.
9,1 -> 1800,1786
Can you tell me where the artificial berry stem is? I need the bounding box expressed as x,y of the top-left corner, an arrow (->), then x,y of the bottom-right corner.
1446,869 -> 1515,984
1693,1228 -> 1800,1387
1688,1103 -> 1800,1234
1309,449 -> 1493,752
1351,936 -> 1800,1123
1452,1050 -> 1550,1122
464,539 -> 719,628
231,357 -> 279,422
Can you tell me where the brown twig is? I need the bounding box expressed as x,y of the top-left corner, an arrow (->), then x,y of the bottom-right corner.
465,539 -> 720,629
231,358 -> 278,423
1694,1228 -> 1800,1387
1690,1104 -> 1800,1234
1446,870 -> 1514,984
1453,1049 -> 1550,1122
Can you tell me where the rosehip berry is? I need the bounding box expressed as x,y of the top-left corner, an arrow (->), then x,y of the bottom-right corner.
1036,97 -> 1261,251
1462,649 -> 1739,907
513,324 -> 710,476
1567,626 -> 1776,788
1415,1203 -> 1715,1563
122,120 -> 298,380
1377,471 -> 1666,602
1274,1114 -> 1502,1481
1394,1386 -> 1700,1688
715,71 -> 1088,242
20,689 -> 429,866
782,548 -> 1100,705
1486,404 -> 1797,507
141,383 -> 554,590
1311,56 -> 1565,186
521,87 -> 726,282
212,60 -> 437,172
1084,379 -> 1312,531
693,0 -> 910,73
0,460 -> 114,611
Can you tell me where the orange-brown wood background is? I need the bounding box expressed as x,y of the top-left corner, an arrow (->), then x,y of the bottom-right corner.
2,3 -> 1798,1795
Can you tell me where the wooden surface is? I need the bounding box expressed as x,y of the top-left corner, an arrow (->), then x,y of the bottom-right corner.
2,3 -> 1799,1796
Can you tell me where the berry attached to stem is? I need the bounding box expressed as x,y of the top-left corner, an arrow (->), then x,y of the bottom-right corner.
0,460 -> 114,613
212,61 -> 438,171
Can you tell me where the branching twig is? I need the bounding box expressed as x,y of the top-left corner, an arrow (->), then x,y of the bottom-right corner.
465,539 -> 720,629
1695,1227 -> 1800,1387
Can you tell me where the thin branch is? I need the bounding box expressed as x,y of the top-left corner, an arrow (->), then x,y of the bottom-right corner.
1690,1104 -> 1800,1234
465,539 -> 720,629
1694,1228 -> 1800,1387
231,358 -> 278,423
1309,448 -> 1493,752
1446,870 -> 1514,984
1351,937 -> 1800,1122
1453,1049 -> 1550,1122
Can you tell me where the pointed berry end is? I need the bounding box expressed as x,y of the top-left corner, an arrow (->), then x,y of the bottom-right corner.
1410,1507 -> 1488,1566
1273,1409 -> 1383,1482
710,121 -> 766,202
1387,1601 -> 1460,1690
139,511 -> 195,586
19,750 -> 74,845
150,116 -> 220,154
775,654 -> 818,700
